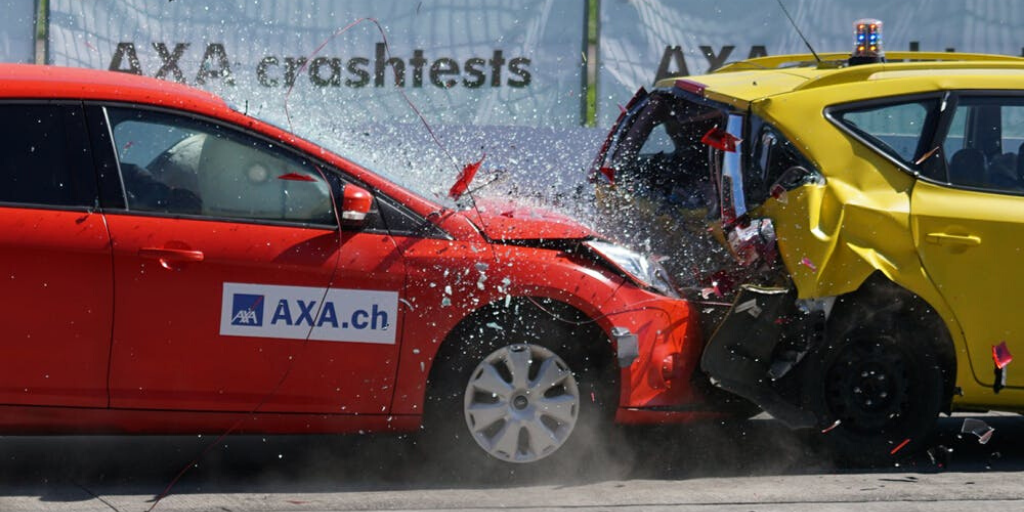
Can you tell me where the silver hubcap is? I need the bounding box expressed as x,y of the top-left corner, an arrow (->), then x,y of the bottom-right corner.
463,344 -> 580,463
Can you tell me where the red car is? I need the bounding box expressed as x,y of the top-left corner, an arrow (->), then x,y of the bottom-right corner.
0,64 -> 726,467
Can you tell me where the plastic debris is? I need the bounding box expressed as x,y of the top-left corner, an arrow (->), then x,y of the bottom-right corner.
735,299 -> 762,318
993,341 -> 1013,369
821,419 -> 841,434
926,445 -> 952,469
448,155 -> 485,200
700,126 -> 741,153
799,257 -> 817,271
889,438 -> 911,455
769,183 -> 788,204
992,341 -> 1012,393
961,418 -> 995,444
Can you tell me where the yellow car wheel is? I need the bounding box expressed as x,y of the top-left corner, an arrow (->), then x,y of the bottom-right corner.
800,301 -> 945,466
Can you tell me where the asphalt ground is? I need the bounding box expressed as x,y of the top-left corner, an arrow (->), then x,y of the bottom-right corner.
0,413 -> 1020,511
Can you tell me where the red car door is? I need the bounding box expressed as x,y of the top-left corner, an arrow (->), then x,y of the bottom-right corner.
0,103 -> 113,408
90,105 -> 404,415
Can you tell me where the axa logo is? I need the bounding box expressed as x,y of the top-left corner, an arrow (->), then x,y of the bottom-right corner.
231,293 -> 265,327
221,283 -> 398,344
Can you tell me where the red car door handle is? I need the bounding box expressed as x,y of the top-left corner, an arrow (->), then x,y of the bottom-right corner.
139,248 -> 205,267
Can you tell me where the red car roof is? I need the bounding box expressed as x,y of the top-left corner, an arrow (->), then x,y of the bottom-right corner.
0,63 -> 233,115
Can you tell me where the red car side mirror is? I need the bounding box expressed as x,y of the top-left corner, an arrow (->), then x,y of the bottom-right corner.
340,184 -> 372,228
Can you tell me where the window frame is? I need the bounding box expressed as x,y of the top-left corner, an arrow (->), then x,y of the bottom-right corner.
98,104 -> 340,229
85,102 -> 451,239
926,90 -> 1024,196
824,93 -> 944,177
744,117 -> 819,208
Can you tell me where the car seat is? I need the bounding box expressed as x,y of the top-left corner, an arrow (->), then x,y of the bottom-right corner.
947,148 -> 986,188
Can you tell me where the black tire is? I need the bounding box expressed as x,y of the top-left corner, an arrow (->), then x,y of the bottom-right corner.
800,304 -> 945,466
419,299 -> 618,478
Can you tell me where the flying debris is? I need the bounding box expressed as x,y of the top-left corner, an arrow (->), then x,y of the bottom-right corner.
700,126 -> 741,153
448,155 -> 486,200
992,341 -> 1012,393
798,257 -> 817,272
961,418 -> 995,444
889,438 -> 911,455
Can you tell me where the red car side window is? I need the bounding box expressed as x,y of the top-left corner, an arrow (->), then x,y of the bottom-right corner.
105,107 -> 335,225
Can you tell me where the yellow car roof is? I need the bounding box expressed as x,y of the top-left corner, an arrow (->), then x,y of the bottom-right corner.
655,52 -> 1024,106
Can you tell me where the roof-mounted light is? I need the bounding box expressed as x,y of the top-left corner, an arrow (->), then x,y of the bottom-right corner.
850,18 -> 884,66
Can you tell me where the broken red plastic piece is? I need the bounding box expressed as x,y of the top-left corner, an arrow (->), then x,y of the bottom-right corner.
448,155 -> 485,200
770,184 -> 788,203
599,166 -> 616,185
993,341 -> 1013,369
277,172 -> 316,182
674,79 -> 707,95
701,127 -> 741,153
799,257 -> 817,271
890,438 -> 911,455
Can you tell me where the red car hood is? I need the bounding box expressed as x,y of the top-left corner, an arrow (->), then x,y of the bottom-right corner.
464,201 -> 594,241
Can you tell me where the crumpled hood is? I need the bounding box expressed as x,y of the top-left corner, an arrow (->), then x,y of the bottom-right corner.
463,201 -> 594,242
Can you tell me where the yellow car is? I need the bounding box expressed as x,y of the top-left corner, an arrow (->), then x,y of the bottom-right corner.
590,20 -> 1024,464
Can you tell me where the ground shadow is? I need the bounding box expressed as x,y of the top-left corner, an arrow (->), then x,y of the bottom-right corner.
0,413 -> 1018,502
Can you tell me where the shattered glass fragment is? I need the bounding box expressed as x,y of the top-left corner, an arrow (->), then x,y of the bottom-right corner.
961,418 -> 995,444
986,451 -> 1002,470
926,445 -> 951,469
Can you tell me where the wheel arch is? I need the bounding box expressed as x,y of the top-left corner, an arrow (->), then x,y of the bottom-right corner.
425,295 -> 615,393
830,272 -> 958,412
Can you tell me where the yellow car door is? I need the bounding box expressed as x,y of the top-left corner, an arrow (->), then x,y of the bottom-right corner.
911,94 -> 1024,393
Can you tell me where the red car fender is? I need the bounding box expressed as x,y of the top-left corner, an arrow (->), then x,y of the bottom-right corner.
389,236 -> 704,419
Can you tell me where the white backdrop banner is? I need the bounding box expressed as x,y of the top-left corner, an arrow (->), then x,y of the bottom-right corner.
48,0 -> 586,128
0,0 -> 36,63
598,0 -> 1024,127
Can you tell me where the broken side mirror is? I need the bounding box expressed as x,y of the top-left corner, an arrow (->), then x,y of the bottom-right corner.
340,183 -> 372,229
